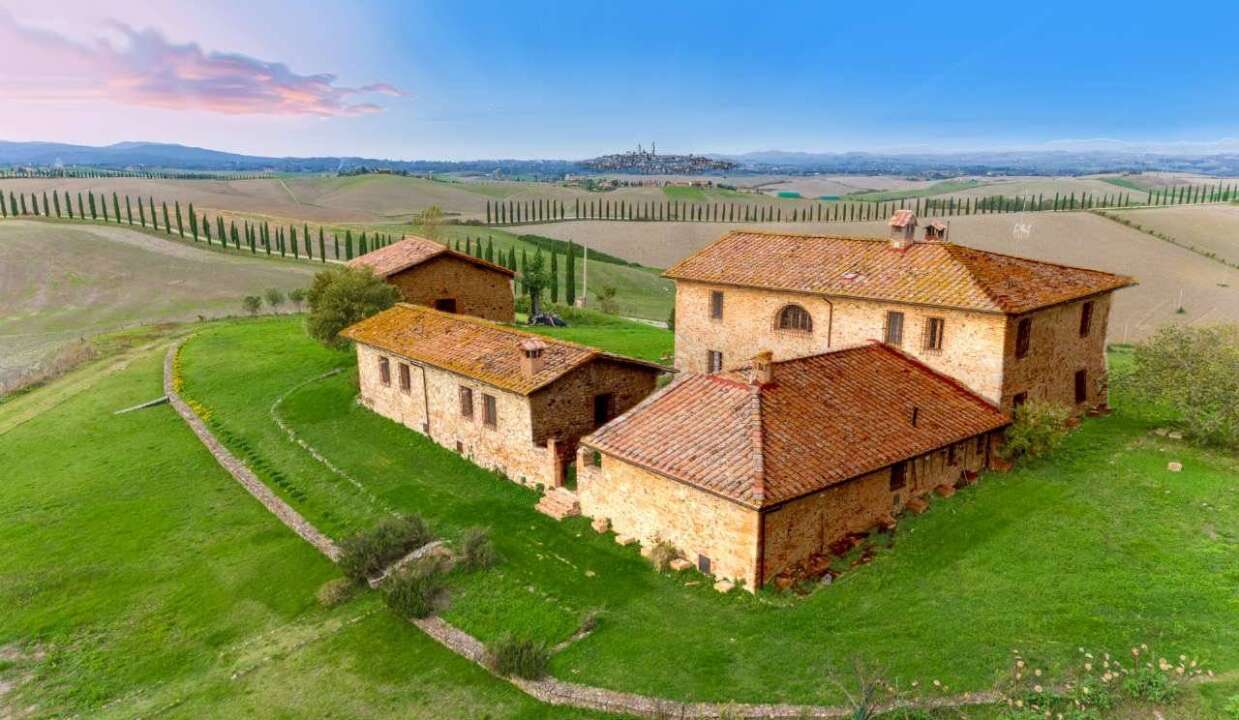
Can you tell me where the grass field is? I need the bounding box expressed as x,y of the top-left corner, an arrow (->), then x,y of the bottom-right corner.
845,178 -> 989,202
170,316 -> 1238,711
0,333 -> 612,719
1109,204 -> 1239,267
0,219 -> 315,391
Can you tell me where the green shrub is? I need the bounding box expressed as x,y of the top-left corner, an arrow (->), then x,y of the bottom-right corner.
459,527 -> 499,570
316,577 -> 356,607
1223,693 -> 1239,720
382,561 -> 445,619
305,265 -> 400,348
647,540 -> 679,572
1129,324 -> 1239,447
487,636 -> 551,679
337,515 -> 434,583
999,401 -> 1071,460
1122,666 -> 1179,704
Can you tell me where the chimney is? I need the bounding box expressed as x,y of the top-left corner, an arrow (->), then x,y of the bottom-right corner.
519,338 -> 547,379
888,210 -> 917,250
748,351 -> 774,386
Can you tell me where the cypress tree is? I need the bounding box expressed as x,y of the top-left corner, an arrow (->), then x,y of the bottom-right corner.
549,251 -> 559,304
290,226 -> 299,259
101,196 -> 108,221
149,197 -> 158,229
189,203 -> 199,241
77,193 -> 85,219
19,193 -> 28,216
87,192 -> 97,219
51,191 -> 60,217
486,237 -> 494,262
202,215 -> 212,244
175,201 -> 184,236
138,199 -> 146,228
345,230 -> 354,260
44,192 -> 52,217
359,231 -> 368,255
318,227 -> 326,263
112,193 -> 121,223
0,193 -> 6,218
161,202 -> 171,234
304,224 -> 311,259
565,241 -> 576,306
217,216 -> 226,245
125,196 -> 133,224
62,192 -> 71,218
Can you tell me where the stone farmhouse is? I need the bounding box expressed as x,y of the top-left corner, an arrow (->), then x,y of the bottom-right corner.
348,235 -> 516,322
341,304 -> 664,489
577,344 -> 1010,590
664,211 -> 1135,413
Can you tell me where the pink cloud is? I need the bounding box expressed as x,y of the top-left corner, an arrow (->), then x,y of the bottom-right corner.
0,11 -> 405,116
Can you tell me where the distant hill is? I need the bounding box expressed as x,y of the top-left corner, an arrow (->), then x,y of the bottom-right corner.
5,139 -> 1239,178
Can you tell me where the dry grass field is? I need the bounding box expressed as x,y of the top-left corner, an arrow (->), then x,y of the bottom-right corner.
0,219 -> 314,389
1109,203 -> 1239,266
516,211 -> 1239,341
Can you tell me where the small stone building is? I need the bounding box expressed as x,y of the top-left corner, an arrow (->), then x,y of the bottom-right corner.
348,235 -> 516,322
664,215 -> 1135,412
577,344 -> 1010,591
342,304 -> 664,488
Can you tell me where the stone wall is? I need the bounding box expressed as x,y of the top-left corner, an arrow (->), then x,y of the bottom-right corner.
528,360 -> 659,463
672,280 -> 1007,403
999,294 -> 1113,412
387,254 -> 515,322
577,450 -> 761,588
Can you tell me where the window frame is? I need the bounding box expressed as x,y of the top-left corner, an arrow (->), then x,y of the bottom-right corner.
924,317 -> 945,353
1015,317 -> 1032,359
398,362 -> 412,393
459,385 -> 474,418
1079,301 -> 1094,338
1012,391 -> 1028,410
884,311 -> 905,346
889,461 -> 908,491
709,290 -> 724,320
1074,368 -> 1088,404
707,350 -> 724,373
378,356 -> 391,386
775,304 -> 813,332
482,393 -> 498,428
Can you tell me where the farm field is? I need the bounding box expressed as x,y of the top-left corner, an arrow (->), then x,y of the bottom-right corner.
1109,203 -> 1239,267
0,341 -> 611,719
515,211 -> 1239,341
0,219 -> 314,391
172,315 -> 1239,712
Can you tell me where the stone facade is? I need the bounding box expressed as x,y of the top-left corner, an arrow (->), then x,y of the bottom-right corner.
385,254 -> 515,322
356,343 -> 657,488
673,279 -> 1115,412
580,430 -> 999,591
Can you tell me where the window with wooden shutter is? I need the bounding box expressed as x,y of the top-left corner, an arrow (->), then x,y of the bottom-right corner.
707,350 -> 723,373
482,393 -> 498,428
1074,369 -> 1088,403
378,356 -> 391,386
459,386 -> 474,418
399,363 -> 411,393
1016,318 -> 1032,358
889,461 -> 907,490
923,318 -> 945,352
1079,301 -> 1094,337
709,290 -> 724,320
884,311 -> 904,346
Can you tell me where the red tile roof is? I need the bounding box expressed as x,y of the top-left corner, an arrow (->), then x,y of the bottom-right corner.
889,209 -> 916,228
341,304 -> 664,395
664,230 -> 1134,315
347,235 -> 515,278
583,343 -> 1010,508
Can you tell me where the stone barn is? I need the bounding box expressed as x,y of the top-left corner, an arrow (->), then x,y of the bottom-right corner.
577,343 -> 1010,591
348,235 -> 516,322
664,214 -> 1135,413
342,304 -> 665,489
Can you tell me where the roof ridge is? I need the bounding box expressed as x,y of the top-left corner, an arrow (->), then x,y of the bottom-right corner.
747,385 -> 767,503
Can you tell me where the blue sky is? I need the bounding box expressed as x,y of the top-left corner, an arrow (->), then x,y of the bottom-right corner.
1,0 -> 1236,159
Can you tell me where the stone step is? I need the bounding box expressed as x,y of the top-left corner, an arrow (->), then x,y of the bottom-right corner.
535,488 -> 580,520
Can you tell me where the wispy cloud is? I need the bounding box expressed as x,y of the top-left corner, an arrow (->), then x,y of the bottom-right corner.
0,10 -> 405,116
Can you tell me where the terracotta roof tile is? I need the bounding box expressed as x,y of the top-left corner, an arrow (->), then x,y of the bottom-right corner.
341,304 -> 663,395
347,235 -> 515,278
584,343 -> 1010,508
663,230 -> 1134,314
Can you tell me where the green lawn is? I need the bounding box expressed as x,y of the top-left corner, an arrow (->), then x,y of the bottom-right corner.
662,186 -> 707,201
847,179 -> 988,202
520,308 -> 673,363
0,335 -> 609,719
175,317 -> 1239,710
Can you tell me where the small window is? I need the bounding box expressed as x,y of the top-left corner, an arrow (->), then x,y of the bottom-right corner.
697,554 -> 712,574
709,290 -> 724,320
1016,318 -> 1032,359
482,393 -> 498,428
593,393 -> 615,428
1012,391 -> 1028,410
947,444 -> 959,466
1074,369 -> 1088,404
590,450 -> 602,467
776,304 -> 812,332
434,298 -> 457,313
378,356 -> 391,385
707,350 -> 723,373
1079,301 -> 1094,337
924,317 -> 945,352
885,311 -> 905,346
459,386 -> 474,418
890,461 -> 907,491
398,363 -> 411,393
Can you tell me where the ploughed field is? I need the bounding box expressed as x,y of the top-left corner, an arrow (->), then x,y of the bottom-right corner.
171,316 -> 1237,708
1109,203 -> 1239,267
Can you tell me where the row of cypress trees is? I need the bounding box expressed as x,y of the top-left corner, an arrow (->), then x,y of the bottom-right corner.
0,169 -> 273,180
483,184 -> 1237,225
0,187 -> 406,263
452,235 -> 578,306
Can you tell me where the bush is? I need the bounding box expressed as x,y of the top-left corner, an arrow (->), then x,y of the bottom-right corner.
647,540 -> 679,572
459,527 -> 499,570
1224,693 -> 1239,720
487,636 -> 551,679
305,266 -> 400,349
316,577 -> 356,607
337,515 -> 434,583
382,559 -> 445,619
1122,666 -> 1179,704
264,287 -> 286,310
1128,324 -> 1239,447
241,295 -> 262,315
999,400 -> 1071,460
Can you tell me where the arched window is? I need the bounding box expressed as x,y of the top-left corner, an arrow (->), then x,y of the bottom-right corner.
776,304 -> 813,332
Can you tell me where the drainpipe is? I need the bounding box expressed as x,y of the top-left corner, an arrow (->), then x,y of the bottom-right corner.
420,363 -> 432,437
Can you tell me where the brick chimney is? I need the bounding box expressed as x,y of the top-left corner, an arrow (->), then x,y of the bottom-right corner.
519,338 -> 548,379
888,209 -> 917,250
748,351 -> 774,386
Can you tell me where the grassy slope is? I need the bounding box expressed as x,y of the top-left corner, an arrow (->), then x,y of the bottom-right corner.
177,317 -> 1238,708
846,179 -> 988,202
0,339 -> 610,719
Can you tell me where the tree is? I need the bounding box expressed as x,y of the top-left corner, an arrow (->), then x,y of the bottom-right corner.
113,193 -> 122,224
522,249 -> 551,316
242,295 -> 262,316
305,266 -> 400,348
52,191 -> 61,217
264,287 -> 286,312
149,197 -> 158,230
1129,324 -> 1239,447
288,287 -> 308,311
304,224 -> 312,260
318,227 -> 326,263
418,205 -> 444,241
125,196 -> 133,224
138,198 -> 147,227
188,203 -> 199,241
565,241 -> 577,306
345,230 -> 354,260
87,192 -> 97,219
549,250 -> 559,304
